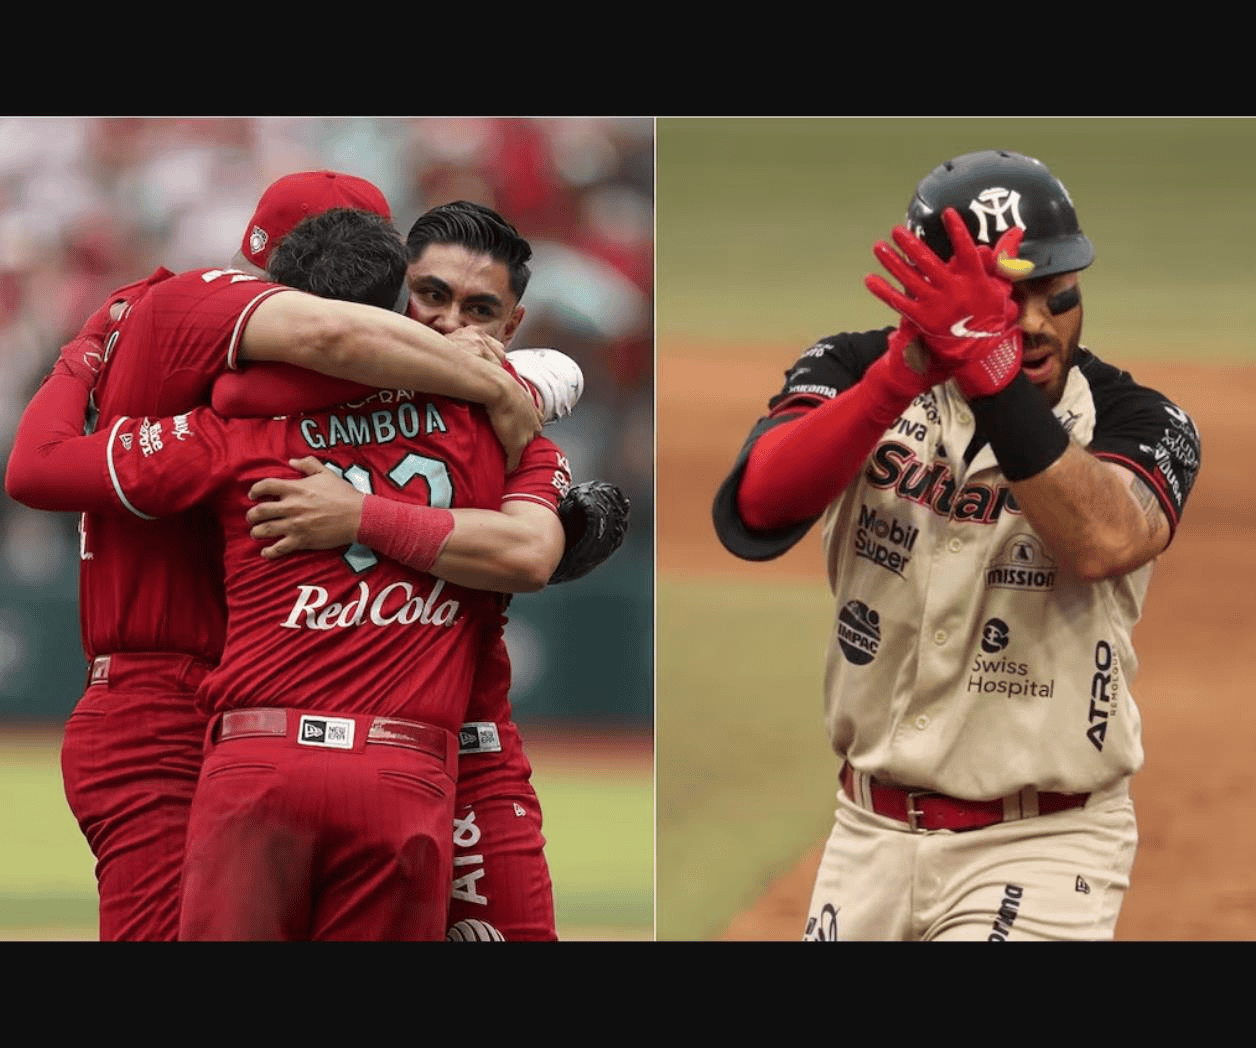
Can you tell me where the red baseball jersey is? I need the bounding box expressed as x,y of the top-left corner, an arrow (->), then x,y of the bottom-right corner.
80,267 -> 292,662
457,442 -> 571,793
99,391 -> 541,733
204,351 -> 573,739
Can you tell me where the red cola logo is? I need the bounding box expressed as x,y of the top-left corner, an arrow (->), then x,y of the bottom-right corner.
280,578 -> 461,631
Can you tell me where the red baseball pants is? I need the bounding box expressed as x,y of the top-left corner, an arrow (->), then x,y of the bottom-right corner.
179,707 -> 458,941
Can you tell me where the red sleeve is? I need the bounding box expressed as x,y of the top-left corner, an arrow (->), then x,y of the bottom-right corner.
100,408 -> 231,519
4,372 -> 116,512
504,435 -> 570,513
5,267 -> 183,511
212,362 -> 375,418
738,388 -> 904,530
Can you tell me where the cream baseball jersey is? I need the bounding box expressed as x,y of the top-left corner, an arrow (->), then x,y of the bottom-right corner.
714,329 -> 1201,800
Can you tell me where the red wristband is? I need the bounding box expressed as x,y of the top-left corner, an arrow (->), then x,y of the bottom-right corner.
357,496 -> 455,573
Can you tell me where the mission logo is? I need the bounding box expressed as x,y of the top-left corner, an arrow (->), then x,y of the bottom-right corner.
985,534 -> 1057,592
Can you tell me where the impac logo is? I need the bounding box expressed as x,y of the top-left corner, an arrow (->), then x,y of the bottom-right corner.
837,600 -> 881,666
986,534 -> 1057,592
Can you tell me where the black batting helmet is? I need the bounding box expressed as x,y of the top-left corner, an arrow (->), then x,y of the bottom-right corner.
906,149 -> 1094,278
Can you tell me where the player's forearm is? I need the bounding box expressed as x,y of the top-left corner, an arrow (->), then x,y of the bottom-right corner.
4,373 -> 113,511
1009,444 -> 1163,580
738,380 -> 911,530
358,496 -> 562,593
433,507 -> 564,593
241,292 -> 516,408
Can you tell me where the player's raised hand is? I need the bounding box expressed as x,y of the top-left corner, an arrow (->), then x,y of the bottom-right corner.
246,457 -> 365,558
866,209 -> 1025,399
866,209 -> 1019,349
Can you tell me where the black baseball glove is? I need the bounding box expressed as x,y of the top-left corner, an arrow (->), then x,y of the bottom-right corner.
549,480 -> 631,585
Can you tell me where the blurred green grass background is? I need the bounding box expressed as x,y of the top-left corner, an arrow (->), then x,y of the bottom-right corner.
658,117 -> 1256,358
656,117 -> 1256,940
0,732 -> 652,940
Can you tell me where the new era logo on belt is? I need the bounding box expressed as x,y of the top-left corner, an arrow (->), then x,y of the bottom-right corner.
459,722 -> 502,755
298,715 -> 355,749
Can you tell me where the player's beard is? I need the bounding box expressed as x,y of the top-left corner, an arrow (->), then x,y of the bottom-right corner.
1025,305 -> 1083,407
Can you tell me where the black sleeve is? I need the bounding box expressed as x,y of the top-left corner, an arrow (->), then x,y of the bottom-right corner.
1079,352 -> 1202,534
711,329 -> 892,562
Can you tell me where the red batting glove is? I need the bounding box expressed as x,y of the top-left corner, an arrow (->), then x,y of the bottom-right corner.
862,317 -> 949,424
866,209 -> 1024,399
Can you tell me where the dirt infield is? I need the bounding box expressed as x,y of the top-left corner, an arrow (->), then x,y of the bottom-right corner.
660,342 -> 1256,941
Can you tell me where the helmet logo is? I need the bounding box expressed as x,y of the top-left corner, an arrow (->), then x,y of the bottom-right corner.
968,188 -> 1026,244
249,225 -> 269,258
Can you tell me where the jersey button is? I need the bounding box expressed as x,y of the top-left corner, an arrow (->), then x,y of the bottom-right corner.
948,538 -> 963,553
957,410 -> 973,426
914,715 -> 930,730
933,630 -> 947,645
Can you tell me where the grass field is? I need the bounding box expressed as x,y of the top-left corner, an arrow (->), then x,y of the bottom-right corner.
656,577 -> 838,940
0,730 -> 653,941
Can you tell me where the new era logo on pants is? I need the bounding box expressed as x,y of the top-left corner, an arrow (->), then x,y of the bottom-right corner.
298,714 -> 355,749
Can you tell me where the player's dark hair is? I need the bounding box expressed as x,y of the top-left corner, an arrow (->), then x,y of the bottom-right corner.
267,208 -> 408,312
405,200 -> 533,301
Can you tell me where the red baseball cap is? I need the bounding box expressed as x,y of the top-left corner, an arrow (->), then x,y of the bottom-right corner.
240,170 -> 393,269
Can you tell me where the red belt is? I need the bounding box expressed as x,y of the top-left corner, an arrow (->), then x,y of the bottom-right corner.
214,707 -> 454,771
841,763 -> 1088,833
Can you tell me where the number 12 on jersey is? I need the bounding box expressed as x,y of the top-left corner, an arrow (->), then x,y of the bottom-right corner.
324,452 -> 453,574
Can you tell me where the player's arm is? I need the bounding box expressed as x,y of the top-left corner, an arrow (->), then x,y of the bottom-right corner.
713,327 -> 943,561
865,210 -> 1197,581
1003,448 -> 1171,580
237,291 -> 540,468
5,269 -> 176,509
987,372 -> 1199,580
5,365 -> 113,511
212,327 -> 510,419
366,498 -> 565,593
243,440 -> 574,594
6,384 -> 225,519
